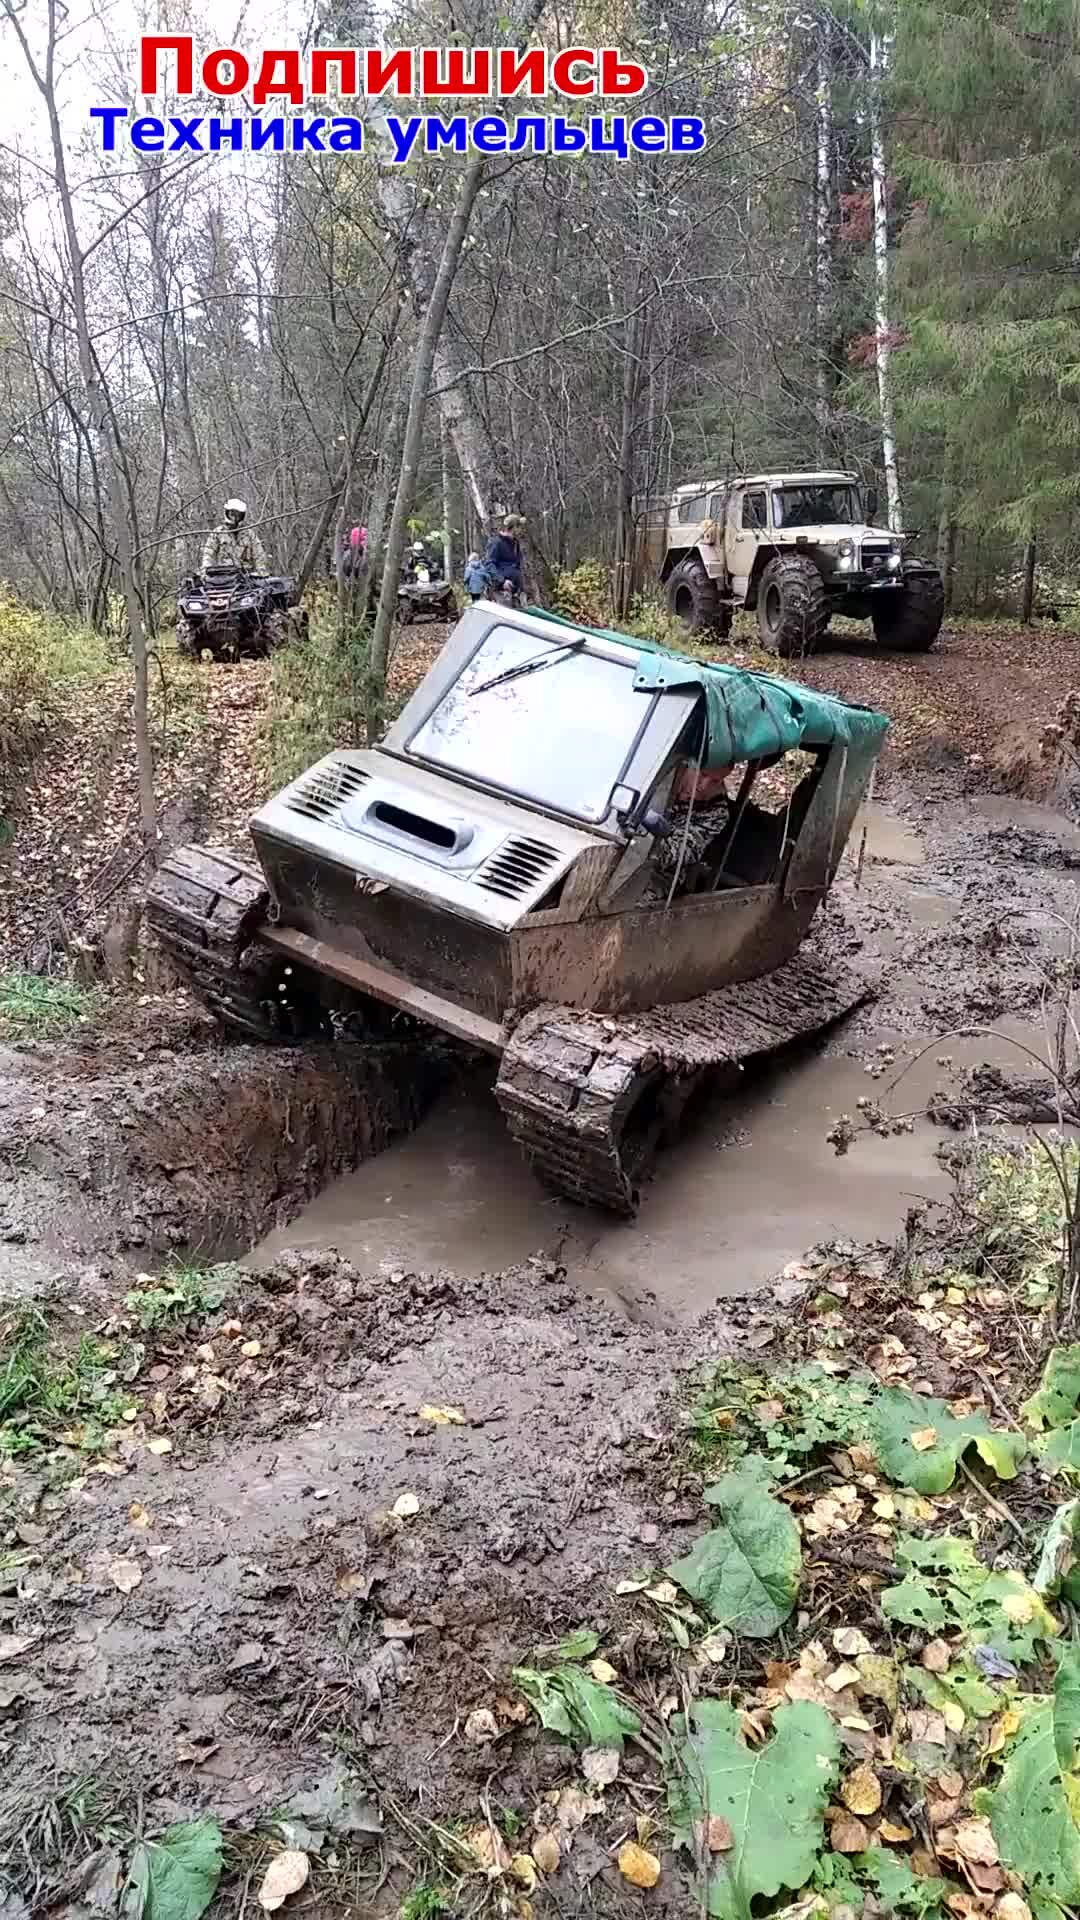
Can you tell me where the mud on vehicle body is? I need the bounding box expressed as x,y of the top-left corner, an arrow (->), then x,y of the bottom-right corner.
148,604 -> 887,1216
644,471 -> 945,657
177,566 -> 309,660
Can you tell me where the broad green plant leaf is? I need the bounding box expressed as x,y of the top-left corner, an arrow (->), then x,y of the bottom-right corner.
126,1821 -> 223,1920
669,1698 -> 839,1920
881,1574 -> 948,1633
976,1701 -> 1080,1904
667,1470 -> 801,1637
872,1386 -> 1026,1495
1054,1647 -> 1080,1774
512,1663 -> 640,1748
1034,1498 -> 1080,1602
857,1849 -> 951,1914
883,1535 -> 1058,1664
1023,1346 -> 1080,1430
1045,1423 -> 1080,1475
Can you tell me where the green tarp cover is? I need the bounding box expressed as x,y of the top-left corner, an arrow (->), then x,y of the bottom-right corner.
529,607 -> 889,771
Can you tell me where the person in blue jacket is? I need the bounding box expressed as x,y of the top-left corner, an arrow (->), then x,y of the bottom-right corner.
483,514 -> 527,604
463,551 -> 489,601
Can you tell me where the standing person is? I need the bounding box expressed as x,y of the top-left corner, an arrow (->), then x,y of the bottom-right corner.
463,551 -> 489,602
483,513 -> 527,605
201,498 -> 267,573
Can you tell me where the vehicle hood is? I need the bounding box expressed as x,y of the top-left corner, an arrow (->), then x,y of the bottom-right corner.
774,524 -> 894,545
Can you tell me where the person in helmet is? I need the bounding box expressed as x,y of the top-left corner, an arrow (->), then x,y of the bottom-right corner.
201,498 -> 268,574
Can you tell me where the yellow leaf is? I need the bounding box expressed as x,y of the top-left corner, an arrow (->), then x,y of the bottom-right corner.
532,1833 -> 560,1875
588,1658 -> 618,1684
418,1404 -> 466,1425
1000,1590 -> 1035,1625
463,1825 -> 511,1874
841,1764 -> 882,1817
880,1821 -> 913,1844
645,1581 -> 679,1606
511,1855 -> 538,1892
147,1437 -> 172,1456
241,1340 -> 262,1358
910,1427 -> 938,1452
392,1492 -> 420,1519
128,1503 -> 152,1529
617,1843 -> 660,1889
826,1663 -> 861,1692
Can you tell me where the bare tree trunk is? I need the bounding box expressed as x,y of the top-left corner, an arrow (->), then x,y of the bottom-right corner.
294,313 -> 399,594
1021,531 -> 1038,624
440,412 -> 454,582
814,35 -> 834,463
5,0 -> 156,855
369,157 -> 486,741
870,30 -> 903,534
612,304 -> 642,620
937,438 -> 958,613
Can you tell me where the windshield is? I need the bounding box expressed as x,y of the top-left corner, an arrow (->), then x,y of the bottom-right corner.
772,484 -> 860,529
406,625 -> 654,822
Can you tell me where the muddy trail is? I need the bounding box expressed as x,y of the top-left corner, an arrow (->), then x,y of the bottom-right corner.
4,621 -> 1080,1918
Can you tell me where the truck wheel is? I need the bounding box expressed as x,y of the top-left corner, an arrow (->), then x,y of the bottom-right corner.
871,570 -> 945,652
756,556 -> 829,658
664,557 -> 731,635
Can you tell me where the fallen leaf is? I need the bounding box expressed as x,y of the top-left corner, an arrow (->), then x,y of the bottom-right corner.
588,1658 -> 618,1684
938,1769 -> 965,1798
147,1437 -> 172,1456
463,1825 -> 511,1874
698,1631 -> 728,1666
391,1492 -> 420,1519
582,1746 -> 619,1788
922,1639 -> 951,1672
911,1427 -> 939,1451
128,1503 -> 152,1529
228,1641 -> 265,1673
645,1580 -> 680,1606
953,1817 -> 998,1868
418,1404 -> 466,1425
241,1340 -> 262,1358
258,1849 -> 309,1911
841,1765 -> 882,1817
108,1559 -> 142,1594
532,1832 -> 560,1875
464,1708 -> 499,1746
617,1842 -> 661,1888
511,1855 -> 537,1892
705,1816 -> 734,1853
831,1814 -> 870,1854
832,1627 -> 872,1657
994,1897 -> 1032,1920
880,1820 -> 914,1843
615,1577 -> 650,1595
826,1663 -> 861,1692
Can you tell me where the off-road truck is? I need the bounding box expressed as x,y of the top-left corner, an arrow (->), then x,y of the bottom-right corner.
177,566 -> 309,660
644,471 -> 945,656
147,603 -> 888,1214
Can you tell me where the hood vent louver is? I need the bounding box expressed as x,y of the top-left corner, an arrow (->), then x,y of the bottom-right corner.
285,760 -> 370,823
476,835 -> 560,901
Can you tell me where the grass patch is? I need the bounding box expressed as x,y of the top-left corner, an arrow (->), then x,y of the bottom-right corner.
0,589 -> 115,777
263,610 -> 370,787
0,1304 -> 134,1458
123,1258 -> 240,1332
399,1883 -> 453,1920
0,972 -> 103,1039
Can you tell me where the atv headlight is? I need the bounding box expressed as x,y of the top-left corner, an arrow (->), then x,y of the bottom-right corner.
836,538 -> 855,558
239,595 -> 255,609
187,599 -> 205,611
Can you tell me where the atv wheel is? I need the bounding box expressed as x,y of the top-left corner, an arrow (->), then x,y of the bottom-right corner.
664,557 -> 731,636
870,570 -> 945,652
756,555 -> 830,658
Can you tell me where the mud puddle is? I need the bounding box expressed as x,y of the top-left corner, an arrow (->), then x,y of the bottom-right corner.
251,1021 -> 1043,1320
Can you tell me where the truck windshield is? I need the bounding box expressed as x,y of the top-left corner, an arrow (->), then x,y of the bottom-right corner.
406,625 -> 654,823
773,484 -> 860,528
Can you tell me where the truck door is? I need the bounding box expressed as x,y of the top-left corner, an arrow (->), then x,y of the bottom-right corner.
727,487 -> 767,602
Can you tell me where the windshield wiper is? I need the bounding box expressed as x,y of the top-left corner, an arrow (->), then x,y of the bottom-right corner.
469,638 -> 585,697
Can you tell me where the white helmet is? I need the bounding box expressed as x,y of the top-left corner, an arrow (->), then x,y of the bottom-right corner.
224,498 -> 247,522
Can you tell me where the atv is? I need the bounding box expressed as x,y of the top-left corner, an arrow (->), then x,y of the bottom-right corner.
177,566 -> 309,660
147,603 -> 888,1216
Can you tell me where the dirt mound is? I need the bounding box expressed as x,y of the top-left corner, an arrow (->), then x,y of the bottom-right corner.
0,1016 -> 445,1278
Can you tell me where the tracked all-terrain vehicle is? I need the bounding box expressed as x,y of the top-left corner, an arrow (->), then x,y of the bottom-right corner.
177,566 -> 309,660
645,470 -> 945,656
147,604 -> 888,1214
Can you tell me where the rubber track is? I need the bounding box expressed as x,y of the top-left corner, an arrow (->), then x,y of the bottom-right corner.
495,948 -> 872,1215
145,845 -> 284,1041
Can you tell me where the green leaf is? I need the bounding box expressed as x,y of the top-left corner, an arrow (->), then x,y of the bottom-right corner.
511,1663 -> 639,1749
976,1702 -> 1080,1904
669,1698 -> 839,1920
1023,1346 -> 1080,1430
1035,1498 -> 1080,1600
872,1386 -> 1026,1495
126,1822 -> 223,1920
667,1471 -> 801,1637
551,1627 -> 600,1661
1054,1647 -> 1080,1773
882,1573 -> 948,1632
1045,1423 -> 1080,1475
858,1849 -> 951,1914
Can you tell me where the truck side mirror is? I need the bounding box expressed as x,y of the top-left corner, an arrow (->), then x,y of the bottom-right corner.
865,486 -> 879,522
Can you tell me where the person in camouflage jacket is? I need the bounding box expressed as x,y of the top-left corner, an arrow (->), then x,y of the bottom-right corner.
201,498 -> 267,573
